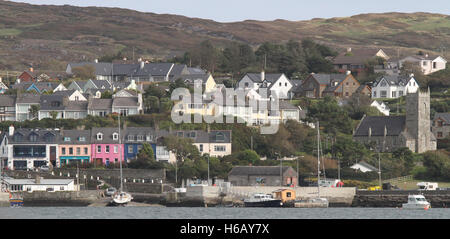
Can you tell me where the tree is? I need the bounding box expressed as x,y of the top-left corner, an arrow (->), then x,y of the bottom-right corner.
101,91 -> 112,99
49,111 -> 59,120
72,65 -> 96,80
29,105 -> 40,120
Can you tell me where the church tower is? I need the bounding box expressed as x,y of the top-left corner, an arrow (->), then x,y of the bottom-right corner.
405,88 -> 435,153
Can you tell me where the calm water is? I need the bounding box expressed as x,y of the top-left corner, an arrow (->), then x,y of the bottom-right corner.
0,207 -> 449,219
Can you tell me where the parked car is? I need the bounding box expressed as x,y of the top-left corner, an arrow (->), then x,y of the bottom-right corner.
39,165 -> 50,172
105,187 -> 117,196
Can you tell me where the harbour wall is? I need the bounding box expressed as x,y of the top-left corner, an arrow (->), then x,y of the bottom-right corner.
0,192 -> 9,207
183,186 -> 356,207
22,190 -> 103,206
352,190 -> 450,208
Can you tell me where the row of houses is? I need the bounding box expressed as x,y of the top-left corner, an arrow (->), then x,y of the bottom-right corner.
332,48 -> 447,76
0,88 -> 143,122
0,126 -> 232,171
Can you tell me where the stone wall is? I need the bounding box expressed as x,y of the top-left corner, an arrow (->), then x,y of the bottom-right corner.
353,190 -> 450,208
0,192 -> 9,207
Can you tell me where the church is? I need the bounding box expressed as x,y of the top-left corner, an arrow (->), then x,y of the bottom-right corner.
353,89 -> 436,153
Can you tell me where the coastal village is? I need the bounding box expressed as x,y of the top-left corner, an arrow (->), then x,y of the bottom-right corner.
0,45 -> 449,208
0,0 -> 449,210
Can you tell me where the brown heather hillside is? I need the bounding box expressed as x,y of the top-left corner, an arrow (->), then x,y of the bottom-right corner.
0,0 -> 449,71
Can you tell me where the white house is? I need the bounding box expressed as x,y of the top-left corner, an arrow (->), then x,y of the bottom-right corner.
399,54 -> 447,75
237,71 -> 292,99
371,75 -> 419,99
3,177 -> 75,192
371,101 -> 390,116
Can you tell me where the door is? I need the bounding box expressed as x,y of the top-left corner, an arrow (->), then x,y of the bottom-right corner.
50,146 -> 56,167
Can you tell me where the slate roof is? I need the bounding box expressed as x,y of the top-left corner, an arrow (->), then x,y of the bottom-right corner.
352,161 -> 378,172
68,62 -> 113,76
16,94 -> 40,104
59,130 -> 91,144
7,128 -> 60,144
112,97 -> 139,107
434,113 -> 450,124
228,166 -> 294,176
178,74 -> 211,84
39,95 -> 65,111
123,127 -> 166,144
0,95 -> 16,107
90,127 -> 121,144
187,67 -> 207,74
354,116 -> 406,137
88,98 -> 113,110
278,101 -> 299,110
246,73 -> 283,83
373,75 -> 413,87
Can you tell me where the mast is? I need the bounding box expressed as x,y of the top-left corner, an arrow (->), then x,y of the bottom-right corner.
118,113 -> 123,192
317,121 -> 320,198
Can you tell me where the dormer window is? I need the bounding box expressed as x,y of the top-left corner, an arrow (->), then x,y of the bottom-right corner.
79,137 -> 85,142
97,133 -> 103,141
128,135 -> 134,141
29,133 -> 38,142
13,133 -> 23,142
113,133 -> 119,141
44,132 -> 55,142
64,137 -> 71,142
216,132 -> 225,142
137,135 -> 143,141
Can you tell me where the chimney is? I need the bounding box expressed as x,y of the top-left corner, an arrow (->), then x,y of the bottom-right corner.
425,54 -> 429,58
140,61 -> 145,70
409,73 -> 414,78
347,47 -> 352,53
94,59 -> 98,63
0,77 -> 2,82
29,67 -> 34,73
346,70 -> 351,75
261,70 -> 265,81
368,127 -> 372,138
9,125 -> 14,136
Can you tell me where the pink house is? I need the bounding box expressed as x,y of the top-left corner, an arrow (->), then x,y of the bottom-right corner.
90,127 -> 125,166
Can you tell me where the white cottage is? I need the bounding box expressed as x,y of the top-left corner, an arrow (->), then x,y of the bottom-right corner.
371,74 -> 419,99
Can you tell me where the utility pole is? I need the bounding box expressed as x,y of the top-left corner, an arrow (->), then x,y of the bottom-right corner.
378,152 -> 382,188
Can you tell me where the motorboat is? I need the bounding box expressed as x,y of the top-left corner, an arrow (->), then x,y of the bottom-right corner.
294,197 -> 329,208
9,192 -> 24,207
244,193 -> 283,207
402,195 -> 431,210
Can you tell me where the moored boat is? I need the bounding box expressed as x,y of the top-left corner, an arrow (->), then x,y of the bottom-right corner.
9,192 -> 24,207
294,197 -> 328,208
402,195 -> 431,210
244,193 -> 283,207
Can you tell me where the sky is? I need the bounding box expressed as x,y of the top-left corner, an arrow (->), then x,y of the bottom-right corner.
11,0 -> 450,22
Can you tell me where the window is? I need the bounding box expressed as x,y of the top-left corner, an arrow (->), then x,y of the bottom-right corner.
199,144 -> 203,152
373,91 -> 377,97
137,135 -> 143,141
216,132 -> 225,142
79,137 -> 85,142
392,91 -> 396,98
380,91 -> 387,98
128,145 -> 133,153
114,146 -> 118,153
115,158 -> 118,163
128,135 -> 134,141
105,145 -> 110,153
76,147 -> 80,155
437,132 -> 443,138
285,82 -> 287,87
113,133 -> 118,140
29,133 -> 38,142
69,147 -> 73,155
214,146 -> 226,152
423,61 -> 427,66
97,133 -> 103,141
84,147 -> 88,154
399,91 -> 404,96
97,145 -> 102,153
433,62 -> 437,69
64,137 -> 71,142
62,147 -> 66,155
437,121 -> 443,127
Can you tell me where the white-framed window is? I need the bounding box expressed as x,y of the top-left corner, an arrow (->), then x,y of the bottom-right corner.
214,145 -> 226,152
380,91 -> 387,98
113,133 -> 118,141
97,133 -> 103,141
105,145 -> 110,153
114,146 -> 118,153
97,145 -> 102,153
128,135 -> 134,141
64,137 -> 71,142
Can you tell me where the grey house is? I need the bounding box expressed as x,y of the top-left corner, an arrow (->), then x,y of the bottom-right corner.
228,166 -> 298,186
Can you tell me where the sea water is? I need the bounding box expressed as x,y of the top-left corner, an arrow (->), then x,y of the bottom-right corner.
0,207 -> 449,219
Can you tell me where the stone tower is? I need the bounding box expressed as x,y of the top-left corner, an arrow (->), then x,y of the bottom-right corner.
405,88 -> 435,153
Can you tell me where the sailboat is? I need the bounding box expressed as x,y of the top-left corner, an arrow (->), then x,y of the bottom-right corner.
111,112 -> 133,205
294,121 -> 329,208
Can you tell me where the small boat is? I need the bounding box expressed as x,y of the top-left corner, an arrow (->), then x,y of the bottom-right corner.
244,193 -> 283,207
295,121 -> 329,209
9,192 -> 24,207
110,113 -> 133,206
294,197 -> 329,208
402,195 -> 431,210
112,191 -> 133,205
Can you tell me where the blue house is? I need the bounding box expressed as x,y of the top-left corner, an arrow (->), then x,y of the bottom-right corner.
122,127 -> 167,162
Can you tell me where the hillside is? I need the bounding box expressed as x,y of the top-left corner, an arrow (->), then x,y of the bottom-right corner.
0,0 -> 449,71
